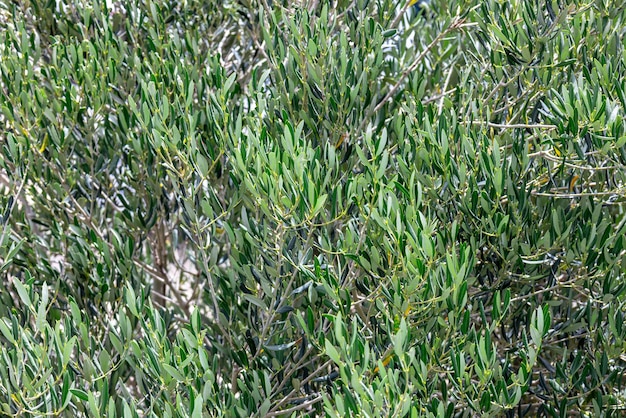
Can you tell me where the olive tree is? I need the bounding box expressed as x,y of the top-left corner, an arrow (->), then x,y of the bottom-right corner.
1,0 -> 625,416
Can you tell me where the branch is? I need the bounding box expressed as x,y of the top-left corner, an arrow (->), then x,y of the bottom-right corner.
464,121 -> 557,130
270,359 -> 333,412
266,395 -> 323,417
357,16 -> 465,134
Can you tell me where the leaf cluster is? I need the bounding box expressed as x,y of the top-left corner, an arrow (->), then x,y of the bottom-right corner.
1,0 -> 626,416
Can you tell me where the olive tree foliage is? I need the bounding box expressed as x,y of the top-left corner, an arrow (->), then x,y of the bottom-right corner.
1,0 -> 626,416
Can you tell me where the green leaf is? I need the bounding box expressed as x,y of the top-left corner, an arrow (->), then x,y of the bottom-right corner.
13,279 -> 31,307
325,340 -> 342,365
375,150 -> 389,180
61,373 -> 72,408
191,307 -> 201,335
199,347 -> 209,370
0,319 -> 15,345
196,154 -> 209,176
123,400 -> 133,418
223,72 -> 237,93
125,286 -> 138,317
109,332 -> 123,354
63,336 -> 77,367
36,282 -> 49,332
192,394 -> 203,418
163,363 -> 185,382
88,390 -> 99,416
70,389 -> 89,401
264,342 -> 296,351
312,194 -> 327,217
242,294 -> 267,310
376,129 -> 387,157
393,318 -> 408,358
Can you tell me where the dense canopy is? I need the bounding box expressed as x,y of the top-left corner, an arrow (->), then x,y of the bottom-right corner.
1,0 -> 625,416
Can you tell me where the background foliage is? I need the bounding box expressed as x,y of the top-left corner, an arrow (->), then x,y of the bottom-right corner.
1,0 -> 626,416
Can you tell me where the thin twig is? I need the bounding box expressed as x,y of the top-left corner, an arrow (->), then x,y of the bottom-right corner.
438,58 -> 456,116
528,150 -> 626,171
464,121 -> 557,130
510,278 -> 579,303
530,190 -> 623,198
389,0 -> 414,29
150,290 -> 177,305
270,359 -> 333,412
269,344 -> 317,400
422,88 -> 457,104
266,395 -> 323,417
